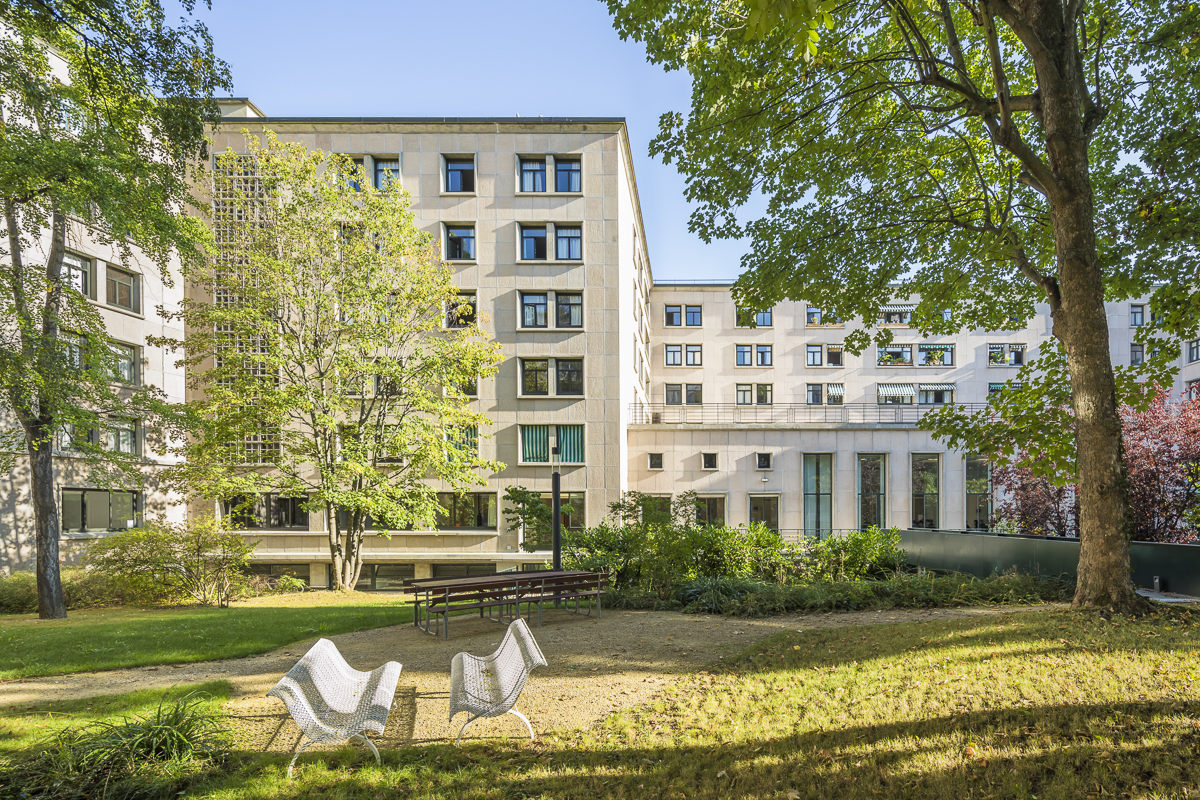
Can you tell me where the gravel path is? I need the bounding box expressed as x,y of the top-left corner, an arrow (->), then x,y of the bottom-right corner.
0,604 -> 1060,751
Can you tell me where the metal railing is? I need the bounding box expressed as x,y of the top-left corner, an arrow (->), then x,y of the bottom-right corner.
628,403 -> 991,426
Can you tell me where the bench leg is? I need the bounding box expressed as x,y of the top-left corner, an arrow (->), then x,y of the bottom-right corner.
352,733 -> 381,766
286,736 -> 313,778
508,708 -> 535,741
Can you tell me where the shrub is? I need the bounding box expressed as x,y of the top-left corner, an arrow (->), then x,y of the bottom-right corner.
803,526 -> 906,581
0,568 -> 135,614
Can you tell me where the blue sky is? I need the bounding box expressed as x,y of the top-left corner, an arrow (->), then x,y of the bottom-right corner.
195,0 -> 749,282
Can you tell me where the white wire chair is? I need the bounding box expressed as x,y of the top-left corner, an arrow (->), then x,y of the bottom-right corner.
449,618 -> 548,744
267,638 -> 403,777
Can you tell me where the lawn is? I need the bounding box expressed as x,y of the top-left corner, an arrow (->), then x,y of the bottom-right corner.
0,591 -> 411,679
189,605 -> 1200,799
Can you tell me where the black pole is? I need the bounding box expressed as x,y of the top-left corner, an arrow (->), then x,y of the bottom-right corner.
551,465 -> 562,571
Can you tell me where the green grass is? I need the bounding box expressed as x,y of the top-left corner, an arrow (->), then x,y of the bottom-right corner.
0,592 -> 411,679
185,605 -> 1200,799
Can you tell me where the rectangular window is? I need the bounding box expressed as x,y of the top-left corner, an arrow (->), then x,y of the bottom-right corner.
446,292 -> 476,328
685,305 -> 702,326
803,453 -> 833,538
988,344 -> 1006,365
1008,344 -> 1026,366
756,384 -> 773,405
826,345 -> 844,367
521,293 -> 548,327
111,343 -> 137,384
106,267 -> 138,312
736,383 -> 752,405
374,159 -> 399,189
556,226 -> 582,260
64,252 -> 93,298
756,452 -> 773,470
347,158 -> 364,191
877,384 -> 915,405
106,418 -> 137,455
665,383 -> 682,405
520,158 -> 546,192
62,488 -> 140,532
806,345 -> 823,366
685,384 -> 703,405
965,454 -> 991,530
446,226 -> 475,260
436,492 -> 498,529
1187,379 -> 1200,400
555,158 -> 582,192
917,344 -> 954,366
664,305 -> 682,326
736,344 -> 752,366
918,385 -> 955,405
521,425 -> 550,462
536,491 -> 586,536
806,307 -> 822,325
226,494 -> 310,530
1130,304 -> 1145,327
756,345 -> 773,366
521,226 -> 547,260
556,424 -> 585,463
858,454 -> 886,529
665,345 -> 682,366
701,452 -> 718,470
556,359 -> 583,395
749,495 -> 779,532
648,453 -> 664,470
696,496 -> 725,526
445,158 -> 475,192
461,377 -> 478,397
685,344 -> 702,366
911,453 -> 939,529
736,307 -> 773,327
1189,340 -> 1200,363
1131,343 -> 1144,366
880,305 -> 914,325
878,345 -> 912,366
807,384 -> 823,405
521,359 -> 549,395
556,293 -> 583,328
827,383 -> 844,405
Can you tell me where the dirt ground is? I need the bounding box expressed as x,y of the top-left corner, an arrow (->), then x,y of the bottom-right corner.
0,604 -> 1060,752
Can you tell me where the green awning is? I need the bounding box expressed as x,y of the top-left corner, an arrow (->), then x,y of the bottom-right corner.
919,343 -> 955,351
882,304 -> 915,313
827,383 -> 845,397
877,383 -> 915,397
920,383 -> 957,392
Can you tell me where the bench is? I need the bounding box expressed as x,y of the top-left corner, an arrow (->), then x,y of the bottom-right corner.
449,618 -> 547,743
511,572 -> 609,627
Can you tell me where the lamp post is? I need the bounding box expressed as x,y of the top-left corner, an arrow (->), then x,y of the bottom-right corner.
551,445 -> 561,571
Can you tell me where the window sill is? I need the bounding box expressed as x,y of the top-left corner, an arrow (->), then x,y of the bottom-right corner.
100,303 -> 145,321
516,461 -> 585,468
440,192 -> 476,198
446,259 -> 478,265
516,393 -> 584,400
515,326 -> 585,333
806,324 -> 846,328
515,191 -> 585,198
516,259 -> 585,266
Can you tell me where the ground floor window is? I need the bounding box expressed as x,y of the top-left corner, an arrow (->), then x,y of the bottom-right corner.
749,494 -> 780,532
911,453 -> 940,529
61,488 -> 140,532
858,454 -> 886,529
696,495 -> 725,526
803,453 -> 833,538
965,454 -> 991,530
223,494 -> 309,530
246,563 -> 311,586
355,563 -> 414,591
432,563 -> 496,579
436,492 -> 498,529
520,492 -> 586,551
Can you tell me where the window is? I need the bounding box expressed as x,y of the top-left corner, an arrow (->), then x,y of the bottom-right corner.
556,359 -> 583,395
64,252 -> 93,298
736,345 -> 752,366
858,454 -> 886,529
965,454 -> 991,530
1187,339 -> 1199,363
106,418 -> 137,455
880,304 -> 914,325
521,226 -> 547,260
436,492 -> 498,529
538,491 -> 586,534
685,306 -> 702,326
756,452 -> 773,470
988,344 -> 1006,365
919,384 -> 955,405
1188,379 -> 1200,400
756,345 -> 773,366
356,564 -> 415,591
990,343 -> 1026,365
1007,344 -> 1026,366
664,305 -> 682,326
521,359 -> 549,395
877,384 -> 915,405
685,344 -> 702,366
106,266 -> 138,312
648,452 -> 664,470
445,158 -> 475,192
520,158 -> 546,192
757,384 -> 773,405
686,384 -> 703,405
446,226 -> 475,260
461,377 -> 478,396
222,494 -> 310,530
917,344 -> 954,366
374,159 -> 399,189
556,293 -> 583,328
665,345 -> 682,366
827,383 -> 845,405
701,452 -> 718,470
1130,304 -> 1145,327
62,488 -> 140,532
912,454 -> 939,529
737,307 -> 773,327
665,384 -> 682,405
696,496 -> 725,526
60,423 -> 94,452
520,424 -> 584,463
878,345 -> 912,366
447,292 -> 476,328
807,384 -> 823,405
521,293 -> 548,328
806,345 -> 823,366
347,157 -> 364,191
433,563 -> 497,578
1131,343 -> 1144,366
803,453 -> 833,538
111,343 -> 137,384
556,226 -> 582,260
826,345 -> 844,367
555,158 -> 582,192
736,384 -> 752,405
806,307 -> 822,326
988,381 -> 1024,397
749,495 -> 779,532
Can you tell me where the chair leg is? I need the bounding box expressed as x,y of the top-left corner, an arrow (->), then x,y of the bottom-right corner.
455,714 -> 480,746
352,733 -> 381,766
508,708 -> 535,741
286,736 -> 313,779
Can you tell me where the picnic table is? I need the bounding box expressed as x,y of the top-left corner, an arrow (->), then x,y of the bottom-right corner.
404,569 -> 608,639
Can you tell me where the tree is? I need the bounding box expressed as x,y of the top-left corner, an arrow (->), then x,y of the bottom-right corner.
503,485 -> 576,553
0,0 -> 231,618
167,133 -> 504,591
606,0 -> 1200,612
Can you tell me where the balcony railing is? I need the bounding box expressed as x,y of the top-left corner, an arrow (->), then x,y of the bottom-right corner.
628,402 -> 991,426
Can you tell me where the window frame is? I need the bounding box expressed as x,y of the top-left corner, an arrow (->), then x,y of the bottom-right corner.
736,344 -> 752,367
877,345 -> 913,366
756,344 -> 773,367
520,292 -> 549,328
806,383 -> 823,405
519,224 -> 547,261
736,383 -> 752,405
685,305 -> 702,326
519,158 -> 547,193
373,158 -> 399,189
685,383 -> 703,405
826,345 -> 844,367
648,452 -> 664,470
446,292 -> 477,329
664,383 -> 682,405
1131,343 -> 1144,366
110,342 -> 138,385
555,226 -> 582,260
445,224 -> 476,261
105,266 -> 139,313
1130,304 -> 1145,327
555,358 -> 584,396
664,344 -> 682,366
520,358 -> 550,396
701,452 -> 718,470
664,304 -> 682,327
685,344 -> 702,366
63,251 -> 95,299
806,344 -> 823,367
755,452 -> 773,471
555,292 -> 583,328
444,157 -> 476,193
917,344 -> 955,367
756,383 -> 773,406
554,158 -> 582,193
1187,339 -> 1199,363
748,493 -> 780,532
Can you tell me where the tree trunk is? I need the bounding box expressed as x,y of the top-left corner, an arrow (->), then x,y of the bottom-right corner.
1031,8 -> 1149,614
342,526 -> 364,590
29,424 -> 66,619
325,503 -> 347,590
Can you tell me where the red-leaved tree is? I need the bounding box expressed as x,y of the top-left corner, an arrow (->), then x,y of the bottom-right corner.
992,460 -> 1079,539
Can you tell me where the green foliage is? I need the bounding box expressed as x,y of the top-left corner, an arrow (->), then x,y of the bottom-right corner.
0,693 -> 229,800
802,526 -> 906,582
85,515 -> 257,607
0,568 -> 133,614
503,485 -> 574,553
